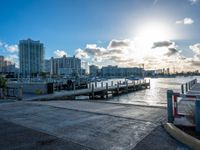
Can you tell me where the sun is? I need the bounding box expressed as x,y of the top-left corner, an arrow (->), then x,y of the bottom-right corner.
136,22 -> 172,42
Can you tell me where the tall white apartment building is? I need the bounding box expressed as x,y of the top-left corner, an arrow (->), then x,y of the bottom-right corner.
19,39 -> 44,77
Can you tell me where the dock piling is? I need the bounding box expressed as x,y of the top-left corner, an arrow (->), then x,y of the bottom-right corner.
167,90 -> 174,123
117,82 -> 119,94
126,81 -> 128,92
195,100 -> 200,132
106,83 -> 108,99
101,82 -> 103,88
92,84 -> 94,99
18,86 -> 23,100
111,81 -> 113,87
89,83 -> 91,89
186,83 -> 188,92
181,84 -> 184,94
189,82 -> 191,90
95,81 -> 97,88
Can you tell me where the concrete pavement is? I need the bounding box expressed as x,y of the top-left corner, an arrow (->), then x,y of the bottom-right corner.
0,100 -> 189,149
0,118 -> 89,150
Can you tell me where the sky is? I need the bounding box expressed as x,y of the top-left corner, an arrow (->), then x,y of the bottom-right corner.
0,0 -> 200,71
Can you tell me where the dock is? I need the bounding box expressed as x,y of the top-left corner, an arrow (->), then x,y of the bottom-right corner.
167,79 -> 200,127
24,79 -> 150,101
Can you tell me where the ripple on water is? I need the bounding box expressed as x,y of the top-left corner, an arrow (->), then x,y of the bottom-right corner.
108,76 -> 199,106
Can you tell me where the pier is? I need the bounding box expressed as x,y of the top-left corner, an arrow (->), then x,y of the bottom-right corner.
25,79 -> 150,101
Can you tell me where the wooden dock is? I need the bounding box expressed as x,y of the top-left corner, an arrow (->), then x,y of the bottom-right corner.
25,79 -> 150,101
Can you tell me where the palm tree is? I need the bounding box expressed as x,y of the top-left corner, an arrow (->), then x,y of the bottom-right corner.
0,76 -> 6,99
0,76 -> 6,88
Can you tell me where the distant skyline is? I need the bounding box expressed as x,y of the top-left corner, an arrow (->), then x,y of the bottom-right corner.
0,0 -> 200,71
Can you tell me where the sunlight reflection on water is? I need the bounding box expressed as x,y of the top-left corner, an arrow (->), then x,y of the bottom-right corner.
108,76 -> 200,106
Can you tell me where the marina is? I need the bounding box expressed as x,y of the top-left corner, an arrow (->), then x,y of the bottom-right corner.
0,76 -> 196,150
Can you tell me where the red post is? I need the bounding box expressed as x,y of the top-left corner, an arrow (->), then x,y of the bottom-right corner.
173,93 -> 180,117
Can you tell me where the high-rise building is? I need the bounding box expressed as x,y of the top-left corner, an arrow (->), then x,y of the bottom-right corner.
0,56 -> 16,74
0,56 -> 4,72
44,59 -> 51,73
48,55 -> 81,76
89,65 -> 99,76
19,39 -> 44,77
81,61 -> 89,74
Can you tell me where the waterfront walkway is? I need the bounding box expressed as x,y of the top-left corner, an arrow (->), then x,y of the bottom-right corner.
0,100 -> 189,149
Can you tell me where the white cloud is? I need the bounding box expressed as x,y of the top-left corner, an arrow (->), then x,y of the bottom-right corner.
189,43 -> 200,54
0,41 -> 18,53
176,18 -> 194,25
189,0 -> 198,4
75,48 -> 89,59
185,43 -> 200,67
75,39 -> 198,71
153,0 -> 159,5
54,50 -> 67,58
0,41 -> 3,46
4,44 -> 18,53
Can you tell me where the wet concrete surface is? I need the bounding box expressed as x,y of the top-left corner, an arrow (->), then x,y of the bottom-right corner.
133,125 -> 191,150
31,100 -> 166,123
0,118 -> 89,150
0,100 -> 188,149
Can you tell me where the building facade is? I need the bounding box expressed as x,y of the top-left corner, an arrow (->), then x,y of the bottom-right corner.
45,55 -> 81,77
89,65 -> 99,76
101,65 -> 144,77
19,39 -> 44,77
0,56 -> 16,74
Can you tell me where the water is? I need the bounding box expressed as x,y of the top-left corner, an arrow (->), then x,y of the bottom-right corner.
106,76 -> 199,107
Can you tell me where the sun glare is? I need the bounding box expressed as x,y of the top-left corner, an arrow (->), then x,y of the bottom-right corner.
136,22 -> 172,42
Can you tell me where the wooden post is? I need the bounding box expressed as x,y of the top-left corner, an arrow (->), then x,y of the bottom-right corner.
126,81 -> 128,92
149,79 -> 151,89
189,82 -> 191,90
73,83 -> 76,91
195,100 -> 200,133
181,84 -> 184,94
18,86 -> 23,100
92,84 -> 94,99
167,90 -> 174,123
106,83 -> 108,99
117,82 -> 119,94
111,81 -> 113,87
186,83 -> 188,92
95,81 -> 97,88
89,83 -> 91,89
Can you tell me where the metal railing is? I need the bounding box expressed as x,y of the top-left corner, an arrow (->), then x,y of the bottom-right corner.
0,87 -> 22,100
167,78 -> 200,132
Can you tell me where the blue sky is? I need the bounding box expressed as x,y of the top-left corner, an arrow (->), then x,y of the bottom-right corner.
0,0 -> 200,71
